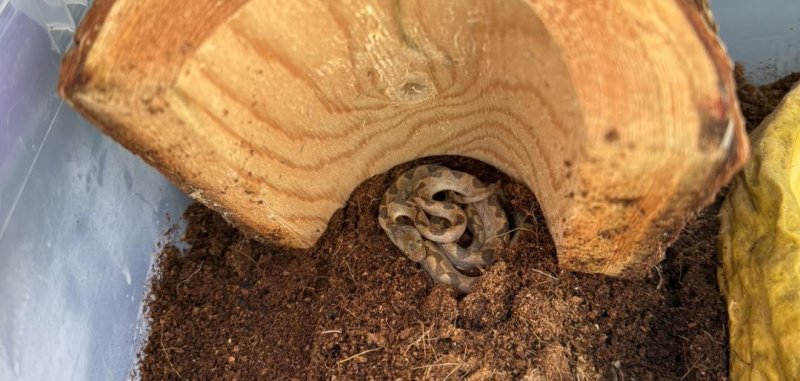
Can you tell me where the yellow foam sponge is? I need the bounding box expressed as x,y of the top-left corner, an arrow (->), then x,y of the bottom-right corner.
720,81 -> 800,381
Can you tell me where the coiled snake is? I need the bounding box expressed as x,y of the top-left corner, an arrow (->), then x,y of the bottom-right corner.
378,165 -> 510,292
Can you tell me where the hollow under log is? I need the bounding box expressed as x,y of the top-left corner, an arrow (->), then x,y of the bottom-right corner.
59,0 -> 748,276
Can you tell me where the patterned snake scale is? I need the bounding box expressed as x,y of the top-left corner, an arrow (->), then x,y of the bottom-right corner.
378,165 -> 510,292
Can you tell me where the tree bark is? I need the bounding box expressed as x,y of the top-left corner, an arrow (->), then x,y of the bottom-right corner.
59,0 -> 748,277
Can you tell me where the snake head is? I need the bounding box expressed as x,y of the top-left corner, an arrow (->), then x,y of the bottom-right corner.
394,225 -> 426,262
404,240 -> 426,262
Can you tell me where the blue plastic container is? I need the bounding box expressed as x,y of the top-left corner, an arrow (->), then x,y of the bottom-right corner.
0,0 -> 797,379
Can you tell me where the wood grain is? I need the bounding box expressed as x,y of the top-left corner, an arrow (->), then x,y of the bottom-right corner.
59,0 -> 748,276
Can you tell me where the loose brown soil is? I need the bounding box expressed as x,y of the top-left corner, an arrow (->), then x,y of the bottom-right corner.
735,65 -> 800,131
137,70 -> 798,380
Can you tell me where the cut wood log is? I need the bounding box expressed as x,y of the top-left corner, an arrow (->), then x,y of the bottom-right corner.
59,0 -> 748,277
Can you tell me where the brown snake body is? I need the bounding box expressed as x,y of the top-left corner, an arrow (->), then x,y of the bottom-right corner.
378,165 -> 510,292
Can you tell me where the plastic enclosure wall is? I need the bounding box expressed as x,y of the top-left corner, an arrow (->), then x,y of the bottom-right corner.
0,1 -> 191,380
711,0 -> 800,85
0,0 -> 797,380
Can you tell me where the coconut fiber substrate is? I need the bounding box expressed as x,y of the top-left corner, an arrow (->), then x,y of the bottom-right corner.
136,68 -> 798,380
